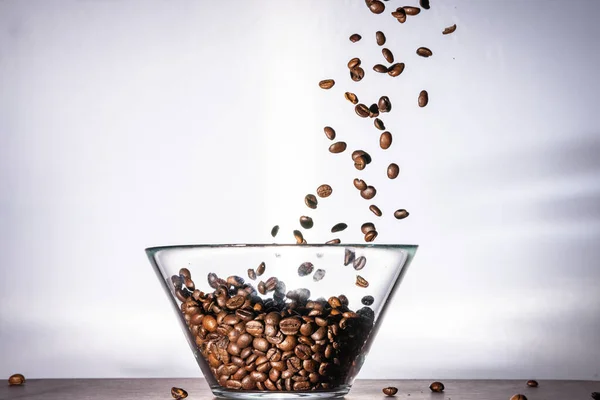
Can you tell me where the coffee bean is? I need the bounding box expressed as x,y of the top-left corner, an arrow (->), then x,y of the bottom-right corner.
404,6 -> 421,15
354,155 -> 367,171
353,256 -> 367,271
368,0 -> 385,14
227,275 -> 244,288
388,63 -> 405,77
347,57 -> 361,69
352,150 -> 371,164
8,374 -> 25,386
247,269 -> 256,281
344,248 -> 355,266
202,315 -> 217,332
298,262 -> 314,277
374,118 -> 385,130
360,186 -> 377,200
378,96 -> 391,113
325,238 -> 341,244
443,24 -> 457,35
353,178 -> 367,190
293,230 -> 304,244
226,295 -> 245,310
355,103 -> 370,118
293,381 -> 311,391
331,223 -> 347,233
323,126 -> 336,141
416,47 -> 433,57
178,268 -> 191,280
429,381 -> 445,392
369,103 -> 380,118
207,272 -> 218,288
241,375 -> 256,390
349,33 -> 362,42
329,141 -> 347,154
382,386 -> 398,396
369,205 -> 382,216
316,184 -> 332,198
380,131 -> 392,149
392,7 -> 407,23
255,262 -> 266,277
376,31 -> 386,46
278,335 -> 297,352
171,386 -> 188,399
305,194 -> 318,209
361,223 -> 375,234
510,395 -> 527,400
373,64 -> 388,73
356,275 -> 369,288
526,380 -> 538,387
382,48 -> 394,63
171,274 -> 183,290
364,230 -> 378,242
319,79 -> 335,89
344,92 -> 358,104
394,209 -> 409,219
350,67 -> 365,82
420,0 -> 430,9
245,320 -> 264,337
361,295 -> 374,305
175,288 -> 190,302
387,163 -> 399,179
313,269 -> 326,282
253,337 -> 270,352
258,281 -> 266,295
328,296 -> 343,309
265,277 -> 278,292
299,216 -> 314,229
418,90 -> 429,107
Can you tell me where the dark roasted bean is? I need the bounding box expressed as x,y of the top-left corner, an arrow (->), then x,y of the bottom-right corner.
324,126 -> 336,140
355,103 -> 370,118
404,6 -> 421,15
388,63 -> 405,77
325,238 -> 341,244
526,380 -> 539,387
319,79 -> 335,89
368,0 -> 385,14
280,317 -> 302,335
171,386 -> 188,399
383,386 -> 398,396
369,204 -> 382,216
350,67 -> 365,82
353,256 -> 367,270
293,230 -> 304,244
373,64 -> 388,73
356,275 -> 369,288
443,24 -> 457,35
382,48 -> 394,63
241,375 -> 256,390
304,194 -> 318,209
369,103 -> 380,118
378,96 -> 391,113
510,395 -> 527,400
298,262 -> 314,277
245,320 -> 264,337
329,141 -> 347,154
365,230 -> 378,242
353,178 -> 367,191
270,225 -> 279,237
362,295 -> 375,306
347,57 -> 361,69
380,131 -> 392,149
417,47 -> 433,57
344,92 -> 358,104
360,186 -> 377,200
392,7 -> 407,23
387,163 -> 400,179
374,118 -> 385,130
376,31 -> 386,46
420,0 -> 430,9
331,223 -> 348,233
349,33 -> 362,42
419,90 -> 429,107
316,184 -> 333,198
247,269 -> 256,280
394,209 -> 409,219
299,216 -> 314,229
430,381 -> 445,392
277,335 -> 297,352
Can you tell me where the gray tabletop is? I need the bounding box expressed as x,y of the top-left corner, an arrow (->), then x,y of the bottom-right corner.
1,378 -> 598,400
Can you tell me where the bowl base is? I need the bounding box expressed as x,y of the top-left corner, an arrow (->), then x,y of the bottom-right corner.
210,385 -> 351,399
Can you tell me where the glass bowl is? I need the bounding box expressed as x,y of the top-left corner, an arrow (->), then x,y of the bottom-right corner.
146,244 -> 417,399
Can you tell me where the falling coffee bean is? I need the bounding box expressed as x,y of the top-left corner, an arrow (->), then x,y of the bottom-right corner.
352,150 -> 372,164
369,204 -> 382,216
360,186 -> 377,200
394,209 -> 409,219
509,395 -> 527,400
368,0 -> 385,14
313,269 -> 326,282
344,92 -> 359,104
416,47 -> 433,57
429,381 -> 445,392
171,387 -> 188,399
392,7 -> 407,23
380,131 -> 392,149
361,295 -> 374,305
344,248 -> 355,266
347,57 -> 361,69
369,103 -> 380,118
349,33 -> 362,42
354,178 -> 367,191
526,380 -> 539,387
354,156 -> 367,171
299,216 -> 314,229
350,67 -> 365,82
382,48 -> 394,63
418,90 -> 429,107
443,24 -> 457,35
378,96 -> 391,113
361,222 -> 376,234
420,0 -> 430,9
324,126 -> 336,140
319,79 -> 335,89
376,31 -> 386,46
331,223 -> 348,233
329,141 -> 347,154
353,256 -> 367,270
316,184 -> 332,198
305,194 -> 318,209
325,238 -> 341,244
364,230 -> 378,242
387,163 -> 399,179
388,63 -> 405,77
373,64 -> 388,73
298,262 -> 314,277
293,230 -> 304,244
270,225 -> 279,237
382,386 -> 398,396
355,103 -> 371,118
356,275 -> 369,288
8,374 -> 25,386
247,268 -> 257,280
256,261 -> 266,276
404,6 -> 421,15
374,118 -> 385,130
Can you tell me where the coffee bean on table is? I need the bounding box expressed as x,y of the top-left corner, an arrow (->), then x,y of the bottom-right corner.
361,222 -> 376,234
350,67 -> 365,82
331,223 -> 348,233
365,230 -> 378,242
354,178 -> 367,190
305,194 -> 318,209
329,141 -> 347,153
526,380 -> 539,387
349,33 -> 362,42
316,184 -> 333,198
419,90 -> 429,107
387,163 -> 400,179
368,0 -> 385,14
256,262 -> 266,276
299,216 -> 314,229
394,209 -> 409,219
319,79 -> 335,89
353,256 -> 367,270
443,24 -> 457,35
373,64 -> 388,73
298,262 -> 314,277
382,48 -> 394,63
376,31 -> 386,46
344,248 -> 356,266
404,6 -> 421,15
171,387 -> 188,399
374,118 -> 385,130
388,63 -> 405,77
360,186 -> 377,200
313,269 -> 326,281
325,238 -> 341,244
293,230 -> 304,244
382,386 -> 398,396
361,295 -> 374,305
347,57 -> 361,69
378,96 -> 391,112
356,275 -> 369,288
417,47 -> 433,57
380,131 -> 392,149
509,395 -> 527,400
324,126 -> 336,140
271,225 -> 279,237
420,0 -> 430,9
369,204 -> 382,216
355,103 -> 370,118
8,374 -> 25,386
344,92 -> 359,104
429,381 -> 445,392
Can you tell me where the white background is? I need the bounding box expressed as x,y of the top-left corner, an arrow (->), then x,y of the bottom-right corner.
1,0 -> 600,380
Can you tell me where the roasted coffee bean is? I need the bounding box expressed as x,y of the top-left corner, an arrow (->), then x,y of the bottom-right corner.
278,335 -> 297,352
368,0 -> 385,14
298,262 -> 314,277
280,317 -> 302,335
313,269 -> 326,282
418,90 -> 429,107
361,295 -> 375,306
178,268 -> 191,279
509,396 -> 527,400
355,103 -> 370,118
324,126 -> 336,140
380,131 -> 392,149
8,374 -> 25,386
247,268 -> 257,280
245,320 -> 264,337
353,256 -> 367,271
294,344 -> 312,360
319,79 -> 335,89
253,337 -> 270,352
175,288 -> 190,302
394,209 -> 410,219
420,0 -> 430,9
344,92 -> 358,104
305,194 -> 318,209
369,204 -> 382,216
343,248 -> 356,266
378,96 -> 391,113
264,311 -> 281,326
171,274 -> 183,289
235,335 -> 252,352
360,186 -> 377,200
226,295 -> 245,310
361,222 -> 375,234
352,149 -> 372,163
374,118 -> 385,130
293,230 -> 304,244
329,141 -> 347,154
171,386 -> 188,399
237,309 -> 254,322
526,380 -> 538,387
202,315 -> 217,332
388,63 -> 405,77
325,238 -> 341,244
316,184 -> 332,198
365,230 -> 378,242
270,225 -> 279,237
382,48 -> 394,63
347,57 -> 361,69
331,223 -> 347,233
228,275 -> 245,288
241,375 -> 256,390
354,155 -> 367,171
382,386 -> 398,396
207,272 -> 218,288
376,31 -> 386,46
392,7 -> 407,23
350,67 -> 365,82
293,381 -> 311,391
264,323 -> 278,337
443,24 -> 457,35
353,178 -> 367,191
265,277 -> 278,292
387,163 -> 400,179
373,64 -> 388,73
404,6 -> 421,15
369,103 -> 380,118
429,381 -> 445,392
227,341 -> 241,356
356,275 -> 369,288
417,47 -> 433,57
299,216 -> 314,229
349,33 -> 362,42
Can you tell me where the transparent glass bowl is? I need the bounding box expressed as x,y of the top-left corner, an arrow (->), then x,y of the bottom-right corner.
146,244 -> 417,399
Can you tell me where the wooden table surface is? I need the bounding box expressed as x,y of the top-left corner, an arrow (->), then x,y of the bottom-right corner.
1,378 -> 598,400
